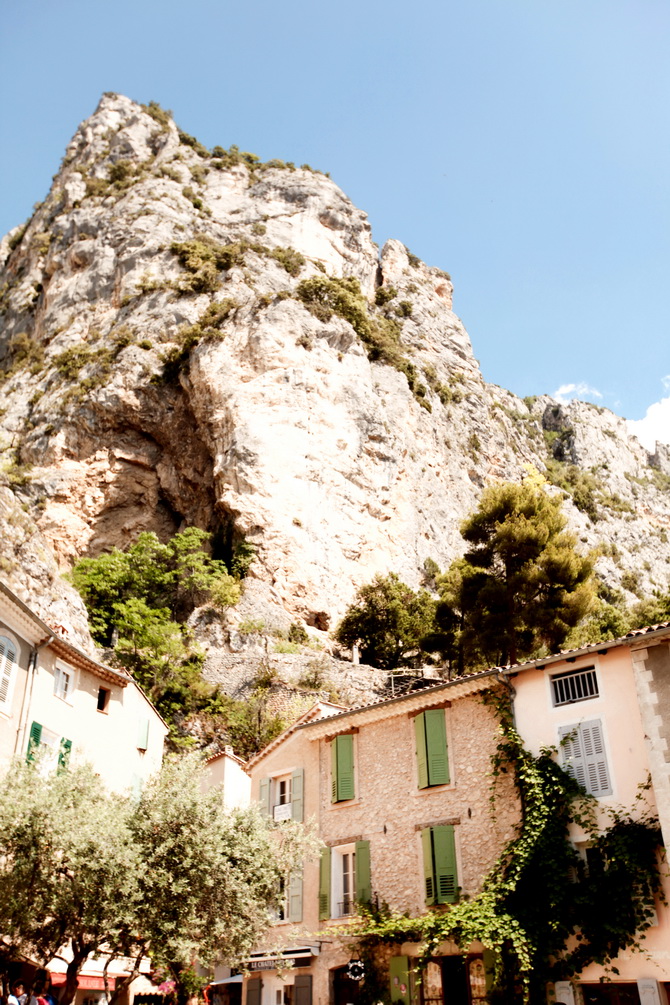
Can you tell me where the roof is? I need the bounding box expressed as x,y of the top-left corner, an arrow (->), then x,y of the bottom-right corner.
500,621 -> 670,678
296,667 -> 505,739
0,580 -> 130,685
245,622 -> 670,762
245,699 -> 350,768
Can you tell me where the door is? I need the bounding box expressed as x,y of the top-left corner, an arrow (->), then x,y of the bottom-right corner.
332,966 -> 360,1005
441,959 -> 468,1005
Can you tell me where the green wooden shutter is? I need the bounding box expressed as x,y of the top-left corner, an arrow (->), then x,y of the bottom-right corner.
482,950 -> 496,996
294,975 -> 312,1005
319,845 -> 331,920
331,738 -> 338,802
58,738 -> 72,772
389,956 -> 410,1005
414,713 -> 429,789
259,777 -> 271,817
246,978 -> 262,1005
421,828 -> 435,905
288,869 -> 303,923
425,709 -> 449,785
27,720 -> 42,762
292,767 -> 304,822
335,734 -> 355,801
137,718 -> 149,750
355,839 -> 371,905
433,825 -> 458,904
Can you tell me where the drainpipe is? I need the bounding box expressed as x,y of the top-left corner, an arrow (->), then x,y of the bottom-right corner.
14,632 -> 55,758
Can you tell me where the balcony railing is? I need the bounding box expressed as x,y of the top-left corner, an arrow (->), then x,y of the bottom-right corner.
335,897 -> 355,918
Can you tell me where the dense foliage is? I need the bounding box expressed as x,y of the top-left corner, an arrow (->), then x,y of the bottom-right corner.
334,573 -> 435,671
347,688 -> 664,1005
0,758 -> 318,1005
439,482 -> 596,667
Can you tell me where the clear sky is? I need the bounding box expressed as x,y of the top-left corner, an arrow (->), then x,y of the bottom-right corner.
1,0 -> 668,444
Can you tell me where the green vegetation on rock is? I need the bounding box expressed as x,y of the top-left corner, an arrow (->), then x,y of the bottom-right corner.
295,275 -> 428,406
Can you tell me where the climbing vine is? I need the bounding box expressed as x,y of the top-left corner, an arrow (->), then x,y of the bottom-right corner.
343,685 -> 665,1005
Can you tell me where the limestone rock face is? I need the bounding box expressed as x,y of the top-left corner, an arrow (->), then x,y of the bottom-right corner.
0,93 -> 668,655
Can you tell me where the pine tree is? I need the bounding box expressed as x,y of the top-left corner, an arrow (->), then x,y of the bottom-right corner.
439,481 -> 595,668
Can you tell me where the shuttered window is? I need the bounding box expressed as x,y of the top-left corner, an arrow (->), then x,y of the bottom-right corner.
291,767 -> 304,821
421,825 -> 458,905
288,869 -> 303,922
319,846 -> 331,920
137,718 -> 149,751
259,777 -> 271,817
58,738 -> 72,772
355,839 -> 371,906
27,720 -> 42,762
331,734 -> 355,802
0,636 -> 17,707
559,719 -> 612,797
414,710 -> 450,788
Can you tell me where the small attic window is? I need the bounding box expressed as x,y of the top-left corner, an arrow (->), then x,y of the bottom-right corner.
551,666 -> 599,706
97,687 -> 110,712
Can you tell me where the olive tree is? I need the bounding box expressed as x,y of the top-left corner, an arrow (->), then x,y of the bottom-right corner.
0,757 -> 319,1005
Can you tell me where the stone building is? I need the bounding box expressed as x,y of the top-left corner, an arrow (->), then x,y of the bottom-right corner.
241,673 -> 518,1005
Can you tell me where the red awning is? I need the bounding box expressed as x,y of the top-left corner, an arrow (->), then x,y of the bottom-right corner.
50,976 -> 116,990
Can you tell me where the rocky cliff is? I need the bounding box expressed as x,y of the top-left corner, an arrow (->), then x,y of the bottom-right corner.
0,93 -> 668,665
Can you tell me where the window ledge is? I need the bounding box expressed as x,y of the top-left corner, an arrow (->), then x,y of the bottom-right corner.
413,783 -> 455,796
328,798 -> 362,809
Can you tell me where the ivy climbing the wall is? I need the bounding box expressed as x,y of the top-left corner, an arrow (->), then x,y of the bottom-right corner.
345,685 -> 664,1005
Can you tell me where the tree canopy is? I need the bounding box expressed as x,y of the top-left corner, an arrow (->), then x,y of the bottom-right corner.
334,573 -> 435,671
0,757 -> 318,1005
438,481 -> 596,667
70,529 -> 242,745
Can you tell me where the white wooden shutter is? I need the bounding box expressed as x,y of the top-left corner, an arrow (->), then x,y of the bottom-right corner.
554,982 -> 575,1005
581,719 -> 612,796
0,637 -> 17,705
637,980 -> 662,1005
559,720 -> 611,797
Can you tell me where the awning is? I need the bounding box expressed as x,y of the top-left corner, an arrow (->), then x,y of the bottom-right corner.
209,977 -> 243,986
49,976 -> 116,991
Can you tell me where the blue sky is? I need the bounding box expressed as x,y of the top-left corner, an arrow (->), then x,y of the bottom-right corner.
1,0 -> 668,443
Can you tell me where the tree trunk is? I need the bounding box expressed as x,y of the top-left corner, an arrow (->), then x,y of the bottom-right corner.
58,947 -> 89,1005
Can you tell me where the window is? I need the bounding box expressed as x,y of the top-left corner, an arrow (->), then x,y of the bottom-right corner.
259,768 -> 304,822
558,719 -> 612,797
273,870 -> 303,923
26,721 -> 72,773
331,734 -> 355,802
318,840 -> 371,920
137,717 -> 149,751
421,825 -> 458,904
414,710 -> 450,788
551,666 -> 599,706
53,666 -> 72,701
97,687 -> 110,712
0,635 -> 17,708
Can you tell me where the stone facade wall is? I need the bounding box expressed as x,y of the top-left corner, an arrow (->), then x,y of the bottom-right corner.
316,694 -> 518,914
631,641 -> 670,851
246,690 -> 519,1005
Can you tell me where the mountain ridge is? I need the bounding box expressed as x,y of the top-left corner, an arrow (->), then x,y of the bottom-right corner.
0,93 -> 668,665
